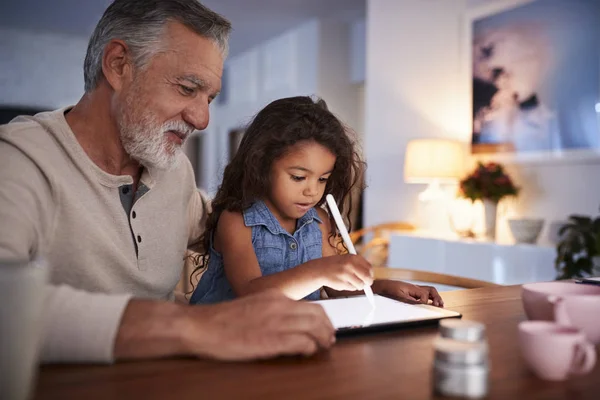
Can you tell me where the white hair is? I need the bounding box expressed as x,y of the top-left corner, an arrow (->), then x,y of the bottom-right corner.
83,0 -> 231,92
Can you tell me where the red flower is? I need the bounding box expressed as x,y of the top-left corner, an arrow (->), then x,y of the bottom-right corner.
459,161 -> 519,202
486,162 -> 499,172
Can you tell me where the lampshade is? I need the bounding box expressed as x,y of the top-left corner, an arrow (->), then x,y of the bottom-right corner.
404,139 -> 466,183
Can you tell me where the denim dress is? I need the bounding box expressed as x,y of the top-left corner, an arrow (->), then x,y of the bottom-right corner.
190,200 -> 323,304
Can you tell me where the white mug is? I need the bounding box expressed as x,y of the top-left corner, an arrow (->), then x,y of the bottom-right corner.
0,259 -> 48,400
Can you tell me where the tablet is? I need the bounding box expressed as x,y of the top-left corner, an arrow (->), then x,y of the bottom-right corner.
312,294 -> 461,335
576,276 -> 600,285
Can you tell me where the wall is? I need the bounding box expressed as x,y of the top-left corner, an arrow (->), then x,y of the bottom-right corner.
0,28 -> 87,108
364,0 -> 469,226
317,19 -> 362,140
349,18 -> 366,84
364,0 -> 600,244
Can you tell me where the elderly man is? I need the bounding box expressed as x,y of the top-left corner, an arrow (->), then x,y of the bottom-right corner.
0,0 -> 334,363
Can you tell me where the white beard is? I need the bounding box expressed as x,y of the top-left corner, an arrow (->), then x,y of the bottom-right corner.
118,91 -> 194,170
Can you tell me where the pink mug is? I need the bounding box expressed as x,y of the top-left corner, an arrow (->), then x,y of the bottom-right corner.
518,321 -> 596,381
549,294 -> 600,344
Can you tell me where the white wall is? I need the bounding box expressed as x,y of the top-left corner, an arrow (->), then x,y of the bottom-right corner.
364,0 -> 600,244
364,0 -> 469,226
0,28 -> 87,108
349,18 -> 366,83
317,19 -> 361,138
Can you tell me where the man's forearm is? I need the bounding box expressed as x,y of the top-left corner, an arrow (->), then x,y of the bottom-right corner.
52,290 -> 336,363
114,299 -> 192,360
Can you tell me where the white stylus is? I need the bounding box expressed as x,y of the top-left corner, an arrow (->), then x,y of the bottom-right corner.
325,194 -> 376,308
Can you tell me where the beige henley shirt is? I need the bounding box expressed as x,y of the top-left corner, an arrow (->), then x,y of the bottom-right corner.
0,108 -> 206,363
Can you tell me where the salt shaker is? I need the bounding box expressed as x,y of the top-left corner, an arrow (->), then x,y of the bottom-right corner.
433,337 -> 489,399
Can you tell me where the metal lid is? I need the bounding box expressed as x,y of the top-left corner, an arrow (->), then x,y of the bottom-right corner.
434,337 -> 489,365
439,319 -> 486,342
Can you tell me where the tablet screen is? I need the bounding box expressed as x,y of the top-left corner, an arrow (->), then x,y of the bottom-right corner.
312,294 -> 460,330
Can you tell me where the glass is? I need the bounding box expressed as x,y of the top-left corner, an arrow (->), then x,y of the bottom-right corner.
0,259 -> 48,400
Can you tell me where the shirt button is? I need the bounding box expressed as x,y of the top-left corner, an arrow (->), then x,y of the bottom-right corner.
137,235 -> 142,243
122,186 -> 130,195
132,211 -> 137,219
290,242 -> 297,250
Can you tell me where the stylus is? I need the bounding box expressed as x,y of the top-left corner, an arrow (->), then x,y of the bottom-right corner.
326,194 -> 376,308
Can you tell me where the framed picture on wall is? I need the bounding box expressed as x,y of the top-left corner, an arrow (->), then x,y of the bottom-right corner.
464,0 -> 600,162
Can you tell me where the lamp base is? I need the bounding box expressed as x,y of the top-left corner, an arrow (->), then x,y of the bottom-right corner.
416,180 -> 451,232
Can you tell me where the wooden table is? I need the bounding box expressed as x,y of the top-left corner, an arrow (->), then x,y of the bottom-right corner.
34,285 -> 600,399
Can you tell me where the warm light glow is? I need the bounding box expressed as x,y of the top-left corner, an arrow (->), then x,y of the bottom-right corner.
404,139 -> 466,183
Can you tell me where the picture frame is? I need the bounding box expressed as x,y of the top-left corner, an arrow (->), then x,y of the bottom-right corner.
462,0 -> 600,164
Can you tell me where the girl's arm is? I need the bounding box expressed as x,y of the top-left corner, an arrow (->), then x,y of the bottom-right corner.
218,210 -> 330,300
218,210 -> 372,300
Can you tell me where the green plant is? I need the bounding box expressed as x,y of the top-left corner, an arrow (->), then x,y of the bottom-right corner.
459,162 -> 519,203
555,211 -> 600,279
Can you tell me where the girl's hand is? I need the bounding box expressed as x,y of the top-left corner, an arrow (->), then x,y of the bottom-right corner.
373,280 -> 444,307
317,254 -> 373,292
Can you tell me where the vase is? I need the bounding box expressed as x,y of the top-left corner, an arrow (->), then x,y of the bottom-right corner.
593,256 -> 600,276
482,199 -> 498,240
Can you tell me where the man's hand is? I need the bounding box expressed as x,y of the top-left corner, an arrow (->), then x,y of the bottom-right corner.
373,280 -> 444,307
188,290 -> 335,360
114,290 -> 335,361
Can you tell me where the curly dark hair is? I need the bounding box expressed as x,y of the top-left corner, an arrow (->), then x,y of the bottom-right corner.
189,96 -> 365,282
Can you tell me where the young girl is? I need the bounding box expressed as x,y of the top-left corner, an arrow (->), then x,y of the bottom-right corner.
189,96 -> 443,307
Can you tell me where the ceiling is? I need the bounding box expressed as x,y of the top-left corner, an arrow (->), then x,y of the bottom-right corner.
0,0 -> 365,57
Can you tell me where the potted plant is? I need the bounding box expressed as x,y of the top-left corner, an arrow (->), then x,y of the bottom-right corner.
555,210 -> 600,279
459,162 -> 519,240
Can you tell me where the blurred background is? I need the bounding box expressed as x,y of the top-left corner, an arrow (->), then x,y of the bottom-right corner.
1,0 -> 599,260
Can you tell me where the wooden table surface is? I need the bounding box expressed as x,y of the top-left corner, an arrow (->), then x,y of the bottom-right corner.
34,285 -> 600,399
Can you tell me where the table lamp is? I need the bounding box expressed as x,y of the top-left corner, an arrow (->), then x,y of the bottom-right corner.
404,139 -> 466,231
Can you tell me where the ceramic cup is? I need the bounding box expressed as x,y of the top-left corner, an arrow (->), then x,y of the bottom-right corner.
518,321 -> 596,381
521,282 -> 600,324
549,294 -> 600,344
